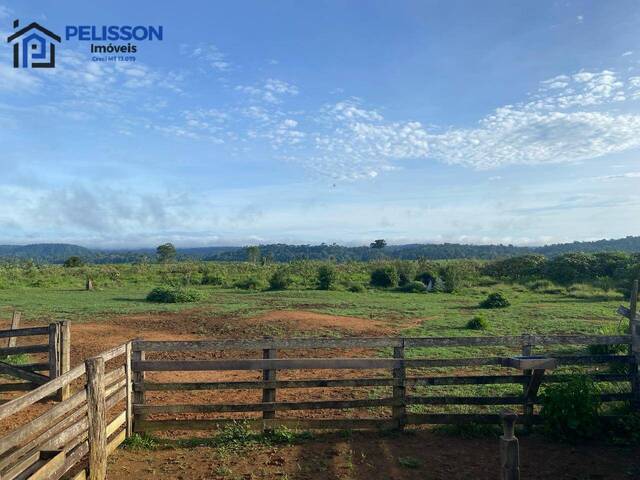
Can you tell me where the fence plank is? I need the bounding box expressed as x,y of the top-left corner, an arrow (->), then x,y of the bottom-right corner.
48,323 -> 61,385
125,342 -> 133,436
0,363 -> 86,421
59,321 -> 71,401
85,357 -> 107,480
0,361 -> 49,385
132,343 -> 145,435
134,397 -> 397,414
407,395 -> 524,405
0,344 -> 49,356
392,340 -> 406,429
5,311 -> 21,348
134,418 -> 397,432
0,326 -> 49,339
134,358 -> 400,371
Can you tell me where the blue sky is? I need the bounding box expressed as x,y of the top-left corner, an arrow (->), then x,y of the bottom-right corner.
1,1 -> 640,248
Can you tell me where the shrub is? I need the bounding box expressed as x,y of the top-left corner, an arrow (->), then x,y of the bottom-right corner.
268,269 -> 292,290
317,265 -> 336,290
370,265 -> 399,288
146,286 -> 202,303
63,256 -> 84,268
234,276 -> 266,290
479,292 -> 510,309
483,254 -> 547,281
347,282 -> 366,293
201,272 -> 225,286
540,376 -> 600,442
432,277 -> 446,292
395,262 -> 416,286
466,315 -> 489,330
399,280 -> 427,293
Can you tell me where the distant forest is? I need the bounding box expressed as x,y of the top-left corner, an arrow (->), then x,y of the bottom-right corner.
1,236 -> 640,264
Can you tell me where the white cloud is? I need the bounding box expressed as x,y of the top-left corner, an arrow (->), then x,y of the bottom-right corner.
236,78 -> 298,103
0,64 -> 43,92
622,51 -> 634,57
593,171 -> 640,181
0,5 -> 11,19
182,44 -> 231,72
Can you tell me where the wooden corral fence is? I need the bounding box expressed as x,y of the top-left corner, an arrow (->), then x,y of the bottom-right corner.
0,320 -> 70,400
0,342 -> 131,480
130,332 -> 637,433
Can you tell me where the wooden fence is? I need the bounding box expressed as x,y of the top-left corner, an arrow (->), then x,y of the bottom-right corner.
130,331 -> 637,433
0,342 -> 130,480
0,321 -> 70,400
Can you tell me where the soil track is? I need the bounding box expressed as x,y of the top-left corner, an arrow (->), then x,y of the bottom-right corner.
2,310 -> 639,478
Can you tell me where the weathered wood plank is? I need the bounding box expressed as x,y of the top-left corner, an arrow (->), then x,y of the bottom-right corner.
106,429 -> 125,455
0,389 -> 86,454
134,358 -> 400,371
262,346 -> 277,425
104,366 -> 126,387
98,344 -> 127,362
556,355 -> 633,365
5,311 -> 21,348
134,418 -> 397,432
48,322 -> 60,384
125,341 -> 133,437
406,414 -> 544,425
0,326 -> 49,339
85,357 -> 107,480
59,321 -> 71,401
0,361 -> 49,385
135,378 -> 399,391
134,397 -> 397,414
106,411 -> 126,438
17,363 -> 50,372
0,344 -> 49,357
405,358 -> 503,367
0,362 -> 86,421
0,382 -> 35,392
132,343 -> 145,433
133,334 -> 631,352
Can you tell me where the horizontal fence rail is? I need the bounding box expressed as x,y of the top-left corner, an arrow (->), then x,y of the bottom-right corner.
131,332 -> 638,434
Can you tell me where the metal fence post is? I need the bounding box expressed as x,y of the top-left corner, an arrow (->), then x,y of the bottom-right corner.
500,411 -> 520,480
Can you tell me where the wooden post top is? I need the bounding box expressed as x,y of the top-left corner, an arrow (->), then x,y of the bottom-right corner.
500,411 -> 517,439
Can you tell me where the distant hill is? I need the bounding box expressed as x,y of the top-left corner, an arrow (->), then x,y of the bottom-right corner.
0,236 -> 639,264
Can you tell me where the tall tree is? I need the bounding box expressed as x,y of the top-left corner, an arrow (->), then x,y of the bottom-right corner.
156,243 -> 177,263
246,246 -> 261,264
370,239 -> 387,249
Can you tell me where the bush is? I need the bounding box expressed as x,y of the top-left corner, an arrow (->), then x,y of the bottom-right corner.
479,292 -> 510,309
347,282 -> 366,293
201,272 -> 225,286
466,315 -> 489,330
370,265 -> 399,288
399,280 -> 427,293
317,265 -> 336,290
146,286 -> 202,303
395,262 -> 416,286
432,277 -> 446,292
63,256 -> 84,268
234,276 -> 266,290
268,269 -> 292,290
540,376 -> 600,442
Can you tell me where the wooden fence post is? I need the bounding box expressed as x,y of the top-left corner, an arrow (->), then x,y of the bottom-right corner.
86,356 -> 107,480
48,322 -> 61,384
521,334 -> 534,431
125,341 -> 133,437
629,280 -> 639,410
392,339 -> 406,429
262,341 -> 277,431
58,321 -> 71,401
500,411 -> 520,480
5,310 -> 21,348
132,341 -> 145,434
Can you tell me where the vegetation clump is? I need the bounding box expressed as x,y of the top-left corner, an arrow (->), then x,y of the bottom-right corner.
346,282 -> 366,293
234,276 -> 266,290
146,286 -> 202,303
479,292 -> 510,309
317,265 -> 336,290
201,272 -> 226,286
399,280 -> 427,293
540,376 -> 600,442
63,256 -> 84,268
465,314 -> 489,330
268,269 -> 292,290
370,265 -> 399,288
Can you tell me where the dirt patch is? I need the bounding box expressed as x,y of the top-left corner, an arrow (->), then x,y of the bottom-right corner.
108,429 -> 640,480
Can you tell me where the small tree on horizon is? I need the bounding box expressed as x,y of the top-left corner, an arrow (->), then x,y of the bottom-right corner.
156,243 -> 177,263
63,256 -> 84,268
246,246 -> 261,264
370,239 -> 387,250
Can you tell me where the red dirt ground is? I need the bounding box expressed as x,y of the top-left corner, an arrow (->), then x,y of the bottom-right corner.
2,310 -> 640,479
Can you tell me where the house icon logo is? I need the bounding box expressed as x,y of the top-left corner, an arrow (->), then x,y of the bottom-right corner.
6,19 -> 61,68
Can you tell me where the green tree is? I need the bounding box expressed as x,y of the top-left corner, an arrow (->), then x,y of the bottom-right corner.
370,239 -> 387,249
317,265 -> 336,290
246,246 -> 261,264
156,243 -> 176,263
63,256 -> 84,268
